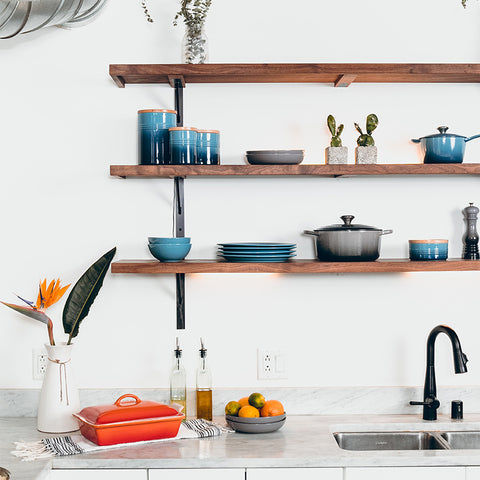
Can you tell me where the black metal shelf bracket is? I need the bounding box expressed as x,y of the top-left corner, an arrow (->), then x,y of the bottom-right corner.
174,78 -> 185,329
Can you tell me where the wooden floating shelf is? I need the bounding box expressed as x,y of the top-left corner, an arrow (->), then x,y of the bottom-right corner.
109,63 -> 480,88
110,164 -> 480,179
111,259 -> 480,274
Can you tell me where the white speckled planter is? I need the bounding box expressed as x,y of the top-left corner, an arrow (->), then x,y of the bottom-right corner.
355,146 -> 377,164
326,146 -> 348,164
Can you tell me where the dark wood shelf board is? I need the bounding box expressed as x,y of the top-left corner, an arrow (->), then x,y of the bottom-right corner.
111,259 -> 480,274
109,63 -> 480,88
110,163 -> 480,179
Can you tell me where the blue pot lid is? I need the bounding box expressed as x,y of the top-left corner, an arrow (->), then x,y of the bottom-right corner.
419,126 -> 467,140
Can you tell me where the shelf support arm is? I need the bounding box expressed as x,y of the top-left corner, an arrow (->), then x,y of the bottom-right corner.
174,78 -> 185,329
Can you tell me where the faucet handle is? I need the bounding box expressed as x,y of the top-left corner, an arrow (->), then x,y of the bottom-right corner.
410,398 -> 440,409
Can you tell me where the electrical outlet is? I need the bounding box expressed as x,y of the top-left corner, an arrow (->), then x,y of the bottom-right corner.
32,348 -> 48,380
257,349 -> 287,380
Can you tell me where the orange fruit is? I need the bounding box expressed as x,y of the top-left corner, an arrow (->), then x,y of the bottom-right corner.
238,396 -> 250,407
238,405 -> 260,418
225,401 -> 241,416
248,392 -> 265,409
260,400 -> 284,417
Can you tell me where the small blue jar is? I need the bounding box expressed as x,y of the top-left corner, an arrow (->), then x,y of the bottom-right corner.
409,239 -> 448,260
196,129 -> 220,165
169,127 -> 198,165
138,109 -> 177,165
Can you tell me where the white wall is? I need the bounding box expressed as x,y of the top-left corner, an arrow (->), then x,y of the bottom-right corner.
0,0 -> 480,392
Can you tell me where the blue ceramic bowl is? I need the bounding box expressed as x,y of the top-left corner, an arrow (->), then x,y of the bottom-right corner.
148,243 -> 191,262
409,240 -> 448,261
148,237 -> 191,244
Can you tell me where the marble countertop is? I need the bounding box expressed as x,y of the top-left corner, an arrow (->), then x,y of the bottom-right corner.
5,414 -> 480,479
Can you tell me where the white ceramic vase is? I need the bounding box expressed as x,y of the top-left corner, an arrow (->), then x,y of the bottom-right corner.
37,343 -> 80,433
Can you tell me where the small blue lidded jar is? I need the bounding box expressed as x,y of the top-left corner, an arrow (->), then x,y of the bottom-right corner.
169,127 -> 198,165
138,109 -> 177,165
196,129 -> 220,165
409,239 -> 448,261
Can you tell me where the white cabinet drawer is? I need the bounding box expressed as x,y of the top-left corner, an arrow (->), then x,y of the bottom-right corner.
345,466 -> 465,480
149,468 -> 245,480
247,467 -> 343,480
467,466 -> 480,479
49,470 -> 147,479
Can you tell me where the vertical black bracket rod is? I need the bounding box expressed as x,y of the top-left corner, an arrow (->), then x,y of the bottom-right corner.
174,78 -> 185,329
174,79 -> 184,127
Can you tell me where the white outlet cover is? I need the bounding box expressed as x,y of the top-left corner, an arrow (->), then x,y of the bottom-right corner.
257,348 -> 287,380
32,348 -> 48,380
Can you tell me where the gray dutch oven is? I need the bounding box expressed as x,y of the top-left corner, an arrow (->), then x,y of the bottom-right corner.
304,215 -> 393,261
412,126 -> 480,164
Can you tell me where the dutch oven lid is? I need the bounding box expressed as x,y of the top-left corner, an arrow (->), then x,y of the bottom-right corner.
314,215 -> 382,232
418,126 -> 466,140
78,394 -> 180,425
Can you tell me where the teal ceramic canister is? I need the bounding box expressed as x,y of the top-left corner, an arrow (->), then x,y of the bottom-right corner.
138,109 -> 177,165
169,127 -> 198,165
196,129 -> 220,165
409,239 -> 448,260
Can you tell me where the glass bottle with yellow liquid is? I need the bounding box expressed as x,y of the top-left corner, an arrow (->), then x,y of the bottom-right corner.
196,338 -> 212,421
170,337 -> 186,416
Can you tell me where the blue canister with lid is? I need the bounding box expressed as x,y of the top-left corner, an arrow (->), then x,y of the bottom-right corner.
169,127 -> 198,165
138,109 -> 177,165
197,129 -> 220,165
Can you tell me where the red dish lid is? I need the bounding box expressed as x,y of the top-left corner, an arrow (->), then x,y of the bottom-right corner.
77,394 -> 179,425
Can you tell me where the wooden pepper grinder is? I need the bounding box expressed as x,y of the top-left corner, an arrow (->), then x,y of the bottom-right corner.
463,202 -> 480,260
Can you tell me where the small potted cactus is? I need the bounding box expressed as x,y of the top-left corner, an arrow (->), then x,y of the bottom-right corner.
354,114 -> 379,164
325,115 -> 348,164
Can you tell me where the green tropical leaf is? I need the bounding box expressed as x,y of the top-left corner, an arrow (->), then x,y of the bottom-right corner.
62,247 -> 116,344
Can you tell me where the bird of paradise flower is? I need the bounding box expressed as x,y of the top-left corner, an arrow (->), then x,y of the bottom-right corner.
1,247 -> 116,346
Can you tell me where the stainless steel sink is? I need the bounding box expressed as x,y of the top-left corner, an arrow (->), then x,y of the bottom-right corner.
441,431 -> 480,449
333,431 -> 448,451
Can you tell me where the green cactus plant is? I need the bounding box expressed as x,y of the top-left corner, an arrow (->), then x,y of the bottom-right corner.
327,115 -> 344,147
355,114 -> 379,147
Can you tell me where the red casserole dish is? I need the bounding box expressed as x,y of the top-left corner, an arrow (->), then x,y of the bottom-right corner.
73,394 -> 185,446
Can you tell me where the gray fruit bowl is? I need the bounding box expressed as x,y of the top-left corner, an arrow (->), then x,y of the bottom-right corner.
225,413 -> 286,433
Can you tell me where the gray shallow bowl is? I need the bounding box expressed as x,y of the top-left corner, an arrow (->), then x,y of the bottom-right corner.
246,150 -> 304,165
226,413 -> 286,424
225,415 -> 286,434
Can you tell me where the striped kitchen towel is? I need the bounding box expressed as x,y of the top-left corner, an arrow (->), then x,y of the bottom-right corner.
13,419 -> 230,461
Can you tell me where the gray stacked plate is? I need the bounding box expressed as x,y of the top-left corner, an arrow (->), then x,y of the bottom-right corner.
246,150 -> 304,165
218,243 -> 296,263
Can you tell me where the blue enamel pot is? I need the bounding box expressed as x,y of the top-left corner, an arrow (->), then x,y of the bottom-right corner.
412,126 -> 480,164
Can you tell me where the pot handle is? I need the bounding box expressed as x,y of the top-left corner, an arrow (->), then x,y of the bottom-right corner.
303,230 -> 319,236
411,138 -> 421,143
466,134 -> 480,142
381,229 -> 393,235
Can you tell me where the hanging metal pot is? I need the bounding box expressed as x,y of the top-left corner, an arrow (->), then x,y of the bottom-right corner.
412,126 -> 480,164
304,215 -> 393,261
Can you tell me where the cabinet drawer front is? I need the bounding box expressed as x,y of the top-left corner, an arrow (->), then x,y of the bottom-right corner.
149,468 -> 245,480
467,466 -> 480,479
247,468 -> 343,480
50,470 -> 147,480
345,467 -> 465,480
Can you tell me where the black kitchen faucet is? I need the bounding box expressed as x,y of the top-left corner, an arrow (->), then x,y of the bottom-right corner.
410,325 -> 468,421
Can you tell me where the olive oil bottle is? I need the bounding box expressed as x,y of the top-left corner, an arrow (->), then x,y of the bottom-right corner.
196,338 -> 212,421
170,337 -> 187,416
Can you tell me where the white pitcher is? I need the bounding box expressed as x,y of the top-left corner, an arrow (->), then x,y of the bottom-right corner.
37,343 -> 80,433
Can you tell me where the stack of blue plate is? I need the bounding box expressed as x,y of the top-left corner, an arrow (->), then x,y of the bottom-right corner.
217,243 -> 296,262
